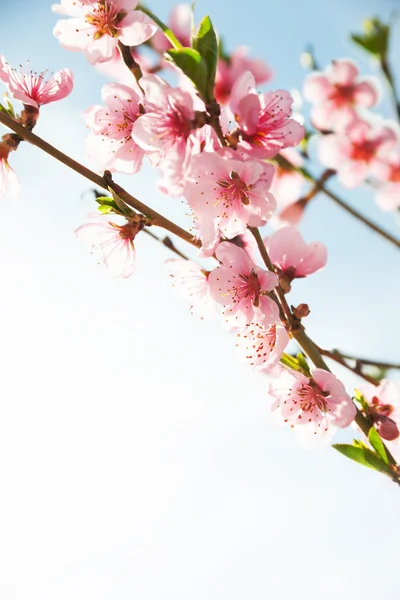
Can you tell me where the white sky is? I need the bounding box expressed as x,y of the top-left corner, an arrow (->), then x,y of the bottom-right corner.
1,1 -> 400,599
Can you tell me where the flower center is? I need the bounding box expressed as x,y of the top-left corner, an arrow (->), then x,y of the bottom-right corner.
237,269 -> 262,306
389,164 -> 400,183
217,171 -> 251,206
297,380 -> 329,413
85,1 -> 127,39
332,84 -> 355,106
351,141 -> 376,163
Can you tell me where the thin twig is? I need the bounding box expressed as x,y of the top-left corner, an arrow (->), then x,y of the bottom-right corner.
0,111 -> 200,250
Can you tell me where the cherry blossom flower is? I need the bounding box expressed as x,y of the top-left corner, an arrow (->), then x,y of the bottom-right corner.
151,4 -> 191,53
269,148 -> 306,228
208,242 -> 279,323
185,149 -> 276,256
359,380 -> 400,442
75,211 -> 145,278
165,258 -> 217,319
215,47 -> 272,105
236,315 -> 289,371
229,72 -> 304,159
131,75 -> 200,166
372,147 -> 400,211
269,367 -> 356,447
264,227 -> 327,291
303,58 -> 380,131
318,117 -> 397,188
0,55 -> 73,109
52,0 -> 157,65
83,82 -> 145,174
0,141 -> 19,199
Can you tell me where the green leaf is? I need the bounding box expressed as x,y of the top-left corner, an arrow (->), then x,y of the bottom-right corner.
350,18 -> 389,60
353,388 -> 369,412
296,353 -> 311,376
137,5 -> 183,50
194,16 -> 218,102
97,204 -> 114,214
352,439 -> 370,450
333,444 -> 392,475
166,48 -> 208,99
368,427 -> 389,464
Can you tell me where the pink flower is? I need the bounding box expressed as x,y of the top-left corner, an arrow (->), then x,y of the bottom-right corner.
165,258 -> 216,320
208,242 -> 279,323
264,227 -> 327,288
83,82 -> 145,174
372,147 -> 400,211
269,148 -> 306,228
53,0 -> 157,65
303,58 -> 380,131
269,367 -> 356,447
318,117 -> 397,188
359,380 -> 400,442
131,75 -> 199,165
236,315 -> 289,371
151,4 -> 191,53
0,141 -> 19,199
215,47 -> 272,105
75,211 -> 145,278
185,149 -> 276,256
230,72 -> 304,159
0,55 -> 73,109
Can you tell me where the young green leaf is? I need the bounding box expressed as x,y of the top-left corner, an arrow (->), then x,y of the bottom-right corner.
333,443 -> 392,475
353,388 -> 369,412
296,353 -> 311,376
368,427 -> 389,464
350,18 -> 389,60
195,16 -> 219,102
166,48 -> 208,99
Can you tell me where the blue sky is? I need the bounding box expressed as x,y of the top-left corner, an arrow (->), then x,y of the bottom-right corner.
0,1 -> 400,599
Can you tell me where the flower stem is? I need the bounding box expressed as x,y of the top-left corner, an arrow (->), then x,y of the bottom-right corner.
381,57 -> 400,122
0,111 -> 200,250
117,41 -> 143,86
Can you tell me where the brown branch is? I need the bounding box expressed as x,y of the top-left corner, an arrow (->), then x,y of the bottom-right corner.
0,110 -> 200,250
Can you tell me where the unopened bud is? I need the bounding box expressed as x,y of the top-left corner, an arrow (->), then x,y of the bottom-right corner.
293,303 -> 310,320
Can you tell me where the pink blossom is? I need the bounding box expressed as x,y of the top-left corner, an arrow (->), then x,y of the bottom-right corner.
269,367 -> 356,447
165,258 -> 216,320
230,72 -> 304,159
185,149 -> 276,256
303,58 -> 380,131
264,227 -> 327,287
0,55 -> 73,109
373,147 -> 400,211
0,141 -> 19,199
151,4 -> 191,53
131,75 -> 199,166
318,117 -> 397,188
215,47 -> 272,105
52,0 -> 157,65
269,148 -> 306,228
83,82 -> 145,174
75,212 -> 145,278
359,380 -> 400,442
236,315 -> 289,371
208,242 -> 279,323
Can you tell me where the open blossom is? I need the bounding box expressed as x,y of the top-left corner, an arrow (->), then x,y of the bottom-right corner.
269,367 -> 356,447
52,0 -> 157,65
236,315 -> 289,372
185,149 -> 276,256
372,147 -> 400,211
150,4 -> 191,53
0,56 -> 73,109
208,242 -> 279,323
75,212 -> 145,278
0,141 -> 19,199
215,47 -> 272,105
303,58 -> 380,131
318,117 -> 397,188
83,82 -> 145,174
165,258 -> 216,320
264,227 -> 327,290
131,75 -> 200,166
229,72 -> 304,159
359,380 -> 400,442
269,148 -> 306,228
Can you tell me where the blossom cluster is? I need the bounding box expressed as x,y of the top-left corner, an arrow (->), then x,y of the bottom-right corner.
1,1 -> 399,459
